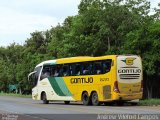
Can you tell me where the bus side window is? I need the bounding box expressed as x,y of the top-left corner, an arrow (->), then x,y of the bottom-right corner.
75,63 -> 81,76
41,66 -> 51,80
94,61 -> 103,74
62,64 -> 70,76
50,65 -> 56,77
54,65 -> 62,77
70,63 -> 81,76
68,64 -> 72,76
70,64 -> 74,76
102,59 -> 112,73
82,62 -> 92,75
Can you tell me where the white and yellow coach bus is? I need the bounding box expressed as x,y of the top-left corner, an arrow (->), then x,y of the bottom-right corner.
28,55 -> 143,106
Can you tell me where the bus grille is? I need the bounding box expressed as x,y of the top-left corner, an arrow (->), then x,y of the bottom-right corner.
119,74 -> 140,79
103,85 -> 111,99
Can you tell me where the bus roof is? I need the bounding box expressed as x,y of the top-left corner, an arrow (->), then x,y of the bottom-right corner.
35,55 -> 118,67
56,55 -> 117,64
36,60 -> 56,68
56,56 -> 94,64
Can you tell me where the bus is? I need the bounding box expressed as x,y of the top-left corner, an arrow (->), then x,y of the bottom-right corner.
28,55 -> 143,106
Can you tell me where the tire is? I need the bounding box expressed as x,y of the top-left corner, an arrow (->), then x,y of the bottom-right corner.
82,92 -> 91,105
42,92 -> 49,104
91,92 -> 99,106
64,101 -> 70,104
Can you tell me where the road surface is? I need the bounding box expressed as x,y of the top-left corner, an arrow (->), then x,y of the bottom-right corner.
0,96 -> 160,120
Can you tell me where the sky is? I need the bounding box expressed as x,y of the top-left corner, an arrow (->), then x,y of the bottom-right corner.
0,0 -> 159,47
0,0 -> 81,47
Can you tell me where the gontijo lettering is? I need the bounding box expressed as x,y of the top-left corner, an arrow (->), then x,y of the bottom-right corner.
70,77 -> 93,84
118,69 -> 141,73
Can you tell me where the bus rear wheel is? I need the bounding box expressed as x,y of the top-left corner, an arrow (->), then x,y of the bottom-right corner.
91,92 -> 99,106
42,92 -> 49,104
82,92 -> 91,105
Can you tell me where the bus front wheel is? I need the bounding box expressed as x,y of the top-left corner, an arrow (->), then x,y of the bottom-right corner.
42,92 -> 49,104
91,92 -> 99,106
82,92 -> 91,105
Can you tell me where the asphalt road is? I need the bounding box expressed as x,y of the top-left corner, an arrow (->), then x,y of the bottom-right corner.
0,96 -> 160,120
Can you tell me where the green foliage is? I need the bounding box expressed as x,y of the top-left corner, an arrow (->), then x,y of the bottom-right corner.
0,0 -> 160,98
139,99 -> 160,106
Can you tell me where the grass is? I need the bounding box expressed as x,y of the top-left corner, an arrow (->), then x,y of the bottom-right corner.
0,92 -> 31,98
138,99 -> 160,106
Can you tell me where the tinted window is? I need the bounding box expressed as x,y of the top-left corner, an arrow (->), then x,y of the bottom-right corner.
94,61 -> 102,74
102,60 -> 112,73
82,62 -> 93,75
40,66 -> 51,80
54,65 -> 62,77
70,63 -> 81,76
33,66 -> 42,85
40,59 -> 112,77
62,64 -> 70,76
